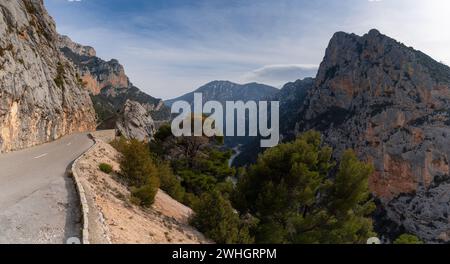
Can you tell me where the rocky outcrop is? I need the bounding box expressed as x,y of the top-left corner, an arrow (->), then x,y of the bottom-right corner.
0,0 -> 96,153
116,100 -> 156,142
296,29 -> 450,242
58,35 -> 170,129
277,78 -> 314,136
58,37 -> 128,96
57,35 -> 96,58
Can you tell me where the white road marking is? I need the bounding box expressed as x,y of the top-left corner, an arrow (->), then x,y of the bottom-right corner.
67,142 -> 72,146
33,153 -> 48,159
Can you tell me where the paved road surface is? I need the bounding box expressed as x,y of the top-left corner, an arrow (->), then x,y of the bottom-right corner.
0,133 -> 93,244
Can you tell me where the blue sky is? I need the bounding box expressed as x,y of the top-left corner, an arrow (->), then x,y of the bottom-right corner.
44,0 -> 450,99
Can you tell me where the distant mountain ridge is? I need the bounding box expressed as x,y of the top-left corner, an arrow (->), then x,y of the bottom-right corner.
164,80 -> 279,107
165,81 -> 278,147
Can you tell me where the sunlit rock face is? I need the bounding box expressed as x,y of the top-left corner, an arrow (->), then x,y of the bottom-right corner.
0,0 -> 96,153
57,34 -> 170,130
116,100 -> 156,142
296,29 -> 450,242
57,35 -> 129,96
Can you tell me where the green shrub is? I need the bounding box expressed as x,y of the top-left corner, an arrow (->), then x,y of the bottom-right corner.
183,192 -> 200,208
120,139 -> 158,187
154,123 -> 172,142
54,62 -> 65,88
157,162 -> 185,202
131,179 -> 159,207
178,170 -> 217,196
191,191 -> 254,244
110,136 -> 128,153
99,163 -> 113,174
118,139 -> 160,207
394,234 -> 423,244
234,131 -> 376,244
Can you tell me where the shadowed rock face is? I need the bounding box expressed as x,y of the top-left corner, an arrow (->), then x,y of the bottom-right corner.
57,35 -> 170,129
297,29 -> 450,242
0,0 -> 96,153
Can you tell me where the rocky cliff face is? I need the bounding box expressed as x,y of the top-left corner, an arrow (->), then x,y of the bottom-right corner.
297,29 -> 450,242
0,0 -> 96,153
277,78 -> 314,136
58,35 -> 170,129
116,100 -> 156,142
58,36 -> 128,96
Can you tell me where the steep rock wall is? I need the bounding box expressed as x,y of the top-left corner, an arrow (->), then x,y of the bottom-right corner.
0,0 -> 96,153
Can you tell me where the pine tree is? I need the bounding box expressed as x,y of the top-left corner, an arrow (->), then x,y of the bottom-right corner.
234,131 -> 376,244
191,191 -> 254,244
119,139 -> 160,206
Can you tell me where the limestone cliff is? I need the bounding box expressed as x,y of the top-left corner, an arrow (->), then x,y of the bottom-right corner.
0,0 -> 96,153
115,100 -> 156,142
297,29 -> 450,242
57,35 -> 170,130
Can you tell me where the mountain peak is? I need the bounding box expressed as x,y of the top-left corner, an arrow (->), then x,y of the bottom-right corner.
367,28 -> 381,36
57,35 -> 96,57
295,29 -> 450,241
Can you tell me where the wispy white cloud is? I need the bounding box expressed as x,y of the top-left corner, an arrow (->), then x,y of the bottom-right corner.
240,64 -> 318,87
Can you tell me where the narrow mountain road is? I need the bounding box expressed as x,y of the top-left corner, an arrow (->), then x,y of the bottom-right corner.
0,133 -> 93,244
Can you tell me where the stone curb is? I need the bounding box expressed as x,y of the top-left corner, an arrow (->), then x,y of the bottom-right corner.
70,133 -> 98,245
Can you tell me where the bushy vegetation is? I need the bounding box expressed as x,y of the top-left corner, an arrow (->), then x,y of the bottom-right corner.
112,138 -> 160,207
156,161 -> 185,202
99,163 -> 113,174
130,177 -> 160,207
233,131 -> 376,244
110,136 -> 128,153
120,139 -> 159,187
54,62 -> 65,88
150,123 -> 234,207
190,190 -> 255,244
114,125 -> 376,244
394,234 -> 423,244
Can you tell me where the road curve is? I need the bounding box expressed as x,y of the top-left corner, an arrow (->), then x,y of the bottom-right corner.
0,133 -> 93,244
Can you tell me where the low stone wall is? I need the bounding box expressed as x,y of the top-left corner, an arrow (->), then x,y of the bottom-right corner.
70,134 -> 97,244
